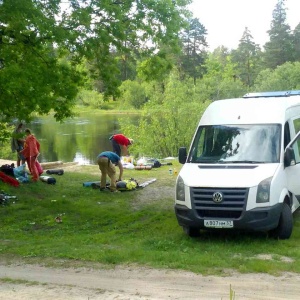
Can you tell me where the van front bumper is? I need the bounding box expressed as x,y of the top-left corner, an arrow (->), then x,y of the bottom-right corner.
174,203 -> 283,232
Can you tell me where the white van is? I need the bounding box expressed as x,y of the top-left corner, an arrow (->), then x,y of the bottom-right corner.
175,91 -> 300,239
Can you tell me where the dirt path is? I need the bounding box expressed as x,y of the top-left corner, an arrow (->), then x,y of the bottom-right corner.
1,262 -> 300,300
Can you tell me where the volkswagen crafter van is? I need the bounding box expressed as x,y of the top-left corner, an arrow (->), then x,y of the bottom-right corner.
175,91 -> 300,239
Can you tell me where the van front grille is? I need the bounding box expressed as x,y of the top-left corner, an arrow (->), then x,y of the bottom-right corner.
190,187 -> 248,219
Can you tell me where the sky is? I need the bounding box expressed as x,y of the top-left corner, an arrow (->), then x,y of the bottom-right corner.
188,0 -> 300,51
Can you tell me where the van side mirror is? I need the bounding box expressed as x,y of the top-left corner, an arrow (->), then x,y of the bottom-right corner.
284,147 -> 296,167
179,147 -> 187,164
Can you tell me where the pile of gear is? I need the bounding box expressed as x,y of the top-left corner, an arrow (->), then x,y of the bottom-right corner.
0,190 -> 18,206
122,156 -> 173,170
0,162 -> 65,186
88,178 -> 139,191
116,178 -> 139,191
83,177 -> 157,192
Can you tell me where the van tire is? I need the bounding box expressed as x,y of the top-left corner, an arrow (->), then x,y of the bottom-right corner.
183,226 -> 200,237
270,203 -> 293,240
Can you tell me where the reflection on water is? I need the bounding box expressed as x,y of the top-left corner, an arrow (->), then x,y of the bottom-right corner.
29,113 -> 139,165
74,152 -> 90,164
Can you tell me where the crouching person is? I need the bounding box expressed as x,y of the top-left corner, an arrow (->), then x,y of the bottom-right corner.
97,151 -> 123,193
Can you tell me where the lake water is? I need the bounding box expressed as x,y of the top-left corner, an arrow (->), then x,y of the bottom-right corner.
29,112 -> 139,165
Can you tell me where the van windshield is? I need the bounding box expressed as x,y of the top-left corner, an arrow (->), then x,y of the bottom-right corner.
188,124 -> 281,163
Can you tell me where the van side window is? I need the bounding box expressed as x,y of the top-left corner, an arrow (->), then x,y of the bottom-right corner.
190,127 -> 211,161
284,122 -> 291,149
284,121 -> 300,164
293,118 -> 300,134
292,118 -> 300,163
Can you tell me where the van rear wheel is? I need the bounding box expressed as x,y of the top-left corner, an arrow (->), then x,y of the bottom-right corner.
183,226 -> 200,237
270,203 -> 293,240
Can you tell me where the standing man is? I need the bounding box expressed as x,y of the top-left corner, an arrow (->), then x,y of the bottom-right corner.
109,134 -> 134,157
97,151 -> 123,193
11,123 -> 26,167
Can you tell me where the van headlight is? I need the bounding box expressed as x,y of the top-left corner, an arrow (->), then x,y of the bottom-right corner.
256,177 -> 272,203
176,175 -> 185,202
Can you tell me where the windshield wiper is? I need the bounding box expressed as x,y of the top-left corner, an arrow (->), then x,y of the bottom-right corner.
190,159 -> 264,164
227,160 -> 264,164
189,160 -> 214,163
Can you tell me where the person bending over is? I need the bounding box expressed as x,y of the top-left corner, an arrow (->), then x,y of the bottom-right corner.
97,151 -> 123,193
109,134 -> 134,157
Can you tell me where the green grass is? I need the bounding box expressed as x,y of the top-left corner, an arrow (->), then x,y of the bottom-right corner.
1,162 -> 300,276
0,278 -> 41,286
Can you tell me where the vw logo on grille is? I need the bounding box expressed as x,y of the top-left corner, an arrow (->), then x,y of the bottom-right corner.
212,192 -> 223,203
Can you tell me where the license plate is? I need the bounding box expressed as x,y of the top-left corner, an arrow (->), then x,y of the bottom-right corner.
204,220 -> 233,228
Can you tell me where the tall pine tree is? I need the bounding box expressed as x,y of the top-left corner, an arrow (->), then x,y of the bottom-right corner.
263,0 -> 293,69
179,18 -> 208,84
292,23 -> 300,62
231,27 -> 262,87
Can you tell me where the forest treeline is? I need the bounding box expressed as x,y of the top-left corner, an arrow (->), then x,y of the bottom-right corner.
1,0 -> 300,157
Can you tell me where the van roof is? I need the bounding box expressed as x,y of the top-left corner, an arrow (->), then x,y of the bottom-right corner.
200,93 -> 300,125
243,90 -> 300,98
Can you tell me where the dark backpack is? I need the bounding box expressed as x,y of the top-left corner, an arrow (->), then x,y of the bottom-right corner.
149,159 -> 161,168
0,164 -> 15,177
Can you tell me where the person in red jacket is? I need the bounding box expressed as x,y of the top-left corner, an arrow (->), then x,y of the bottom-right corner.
109,134 -> 134,157
20,128 -> 40,182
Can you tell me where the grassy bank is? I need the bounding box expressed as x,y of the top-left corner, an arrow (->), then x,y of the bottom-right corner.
1,162 -> 300,276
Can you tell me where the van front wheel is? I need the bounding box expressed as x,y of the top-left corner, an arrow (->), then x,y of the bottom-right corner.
270,203 -> 293,240
183,226 -> 200,237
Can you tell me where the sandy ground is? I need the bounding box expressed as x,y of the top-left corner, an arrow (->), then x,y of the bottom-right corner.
1,158 -> 300,299
1,261 -> 300,300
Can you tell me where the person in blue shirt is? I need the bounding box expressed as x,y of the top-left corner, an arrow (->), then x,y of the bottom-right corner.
97,151 -> 123,192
